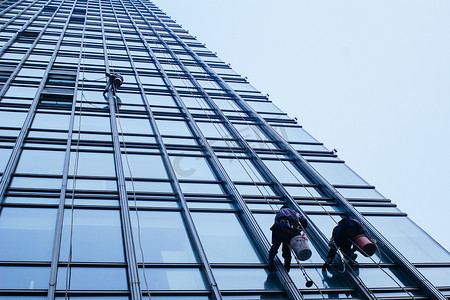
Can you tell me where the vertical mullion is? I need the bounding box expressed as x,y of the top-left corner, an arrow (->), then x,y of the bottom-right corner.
0,0 -> 76,205
141,2 -> 447,299
116,1 -> 304,299
47,1 -> 90,299
99,1 -> 142,299
111,1 -> 223,299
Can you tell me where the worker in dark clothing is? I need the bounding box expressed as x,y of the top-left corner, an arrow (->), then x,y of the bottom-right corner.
324,217 -> 365,268
103,72 -> 123,96
268,205 -> 308,272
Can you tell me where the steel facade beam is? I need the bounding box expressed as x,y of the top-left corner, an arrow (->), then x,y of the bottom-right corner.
99,1 -> 142,299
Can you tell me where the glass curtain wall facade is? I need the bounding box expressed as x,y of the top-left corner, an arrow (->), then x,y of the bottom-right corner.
0,0 -> 449,299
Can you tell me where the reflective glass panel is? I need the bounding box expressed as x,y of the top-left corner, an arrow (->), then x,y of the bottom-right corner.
0,266 -> 50,289
130,211 -> 197,263
170,156 -> 216,180
16,150 -> 65,175
155,120 -> 192,136
69,152 -> 116,176
291,268 -> 351,289
60,209 -> 125,262
262,160 -> 309,183
213,268 -> 282,290
310,162 -> 369,186
367,216 -> 450,263
57,267 -> 128,290
192,212 -> 261,263
122,154 -> 168,178
139,268 -> 206,290
0,207 -> 56,261
219,158 -> 264,182
417,267 -> 450,286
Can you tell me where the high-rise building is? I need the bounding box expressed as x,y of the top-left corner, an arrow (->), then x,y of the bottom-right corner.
0,0 -> 448,299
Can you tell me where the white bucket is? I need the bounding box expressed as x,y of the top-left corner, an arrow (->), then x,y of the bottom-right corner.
290,234 -> 312,261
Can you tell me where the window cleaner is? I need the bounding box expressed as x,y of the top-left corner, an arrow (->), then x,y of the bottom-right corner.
268,205 -> 309,272
103,72 -> 123,96
324,216 -> 375,269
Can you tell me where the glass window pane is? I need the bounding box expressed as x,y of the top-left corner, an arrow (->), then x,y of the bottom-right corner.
262,160 -> 309,184
179,182 -> 224,194
16,150 -> 65,175
311,162 -> 369,186
417,267 -> 450,286
213,268 -> 282,290
170,156 -> 216,180
31,113 -> 70,130
356,267 -> 414,288
0,111 -> 27,127
70,152 -> 116,176
0,148 -> 12,173
233,124 -> 268,141
74,115 -> 111,132
130,211 -> 197,263
0,266 -> 50,289
291,267 -> 351,289
0,207 -> 57,261
192,212 -> 261,263
155,120 -> 192,136
272,126 -> 318,143
139,268 -> 206,290
122,154 -> 168,178
57,267 -> 128,290
219,158 -> 264,182
117,117 -> 153,135
366,216 -> 450,263
60,209 -> 125,262
337,188 -> 385,199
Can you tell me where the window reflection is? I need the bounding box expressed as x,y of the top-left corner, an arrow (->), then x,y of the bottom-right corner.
57,267 -> 128,290
0,207 -> 57,261
367,216 -> 450,263
60,209 -> 125,262
170,156 -> 216,180
0,266 -> 50,289
213,268 -> 282,290
69,152 -> 116,176
139,268 -> 206,290
311,162 -> 369,186
130,211 -> 197,263
192,212 -> 262,263
16,149 -> 65,175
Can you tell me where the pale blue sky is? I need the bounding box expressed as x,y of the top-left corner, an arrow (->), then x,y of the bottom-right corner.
153,0 -> 450,250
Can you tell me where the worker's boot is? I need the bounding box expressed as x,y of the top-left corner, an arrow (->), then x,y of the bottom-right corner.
267,259 -> 275,272
284,260 -> 291,272
347,253 -> 359,267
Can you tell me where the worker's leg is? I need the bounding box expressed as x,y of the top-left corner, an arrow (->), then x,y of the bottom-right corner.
342,243 -> 358,266
281,241 -> 292,272
103,81 -> 111,95
268,233 -> 283,271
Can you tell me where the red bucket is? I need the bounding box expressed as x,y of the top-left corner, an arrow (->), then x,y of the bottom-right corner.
354,234 -> 376,257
